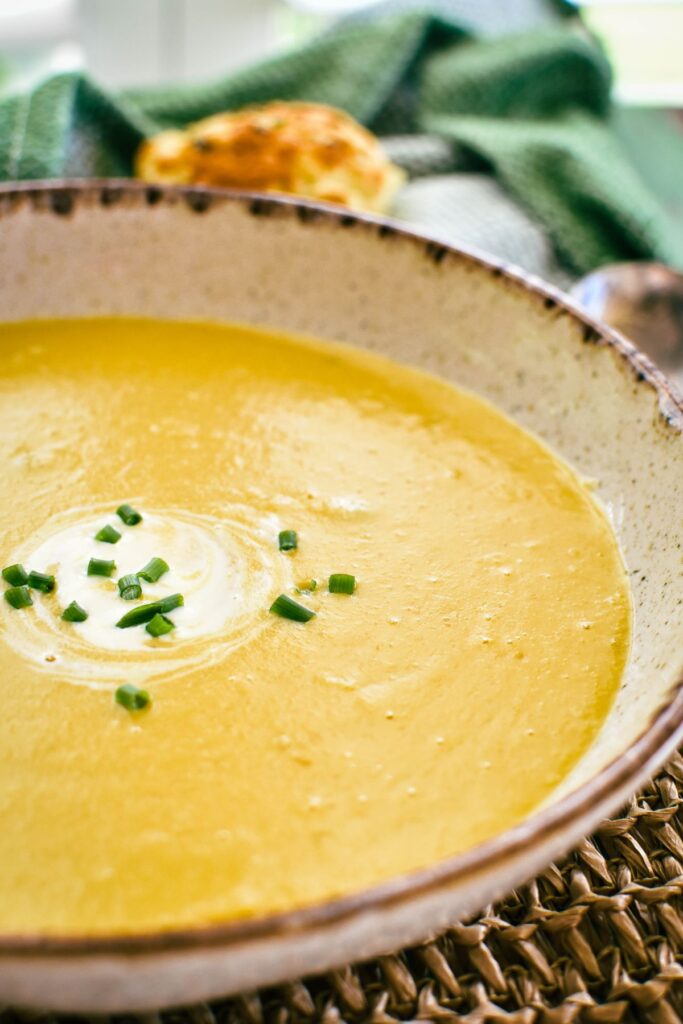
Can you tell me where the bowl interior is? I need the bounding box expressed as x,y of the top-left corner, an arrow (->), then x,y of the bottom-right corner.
1,184 -> 682,831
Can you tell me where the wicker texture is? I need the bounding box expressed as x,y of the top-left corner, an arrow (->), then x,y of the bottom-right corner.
3,754 -> 682,1021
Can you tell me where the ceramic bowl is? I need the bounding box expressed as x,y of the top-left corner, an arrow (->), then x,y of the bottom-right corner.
0,181 -> 682,1014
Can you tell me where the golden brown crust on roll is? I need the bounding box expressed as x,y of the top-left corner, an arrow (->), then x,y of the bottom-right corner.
135,102 -> 404,214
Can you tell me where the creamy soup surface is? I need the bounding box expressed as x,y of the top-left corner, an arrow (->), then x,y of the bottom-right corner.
0,318 -> 630,936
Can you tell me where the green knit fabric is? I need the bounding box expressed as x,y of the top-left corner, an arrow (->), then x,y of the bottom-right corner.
0,11 -> 673,275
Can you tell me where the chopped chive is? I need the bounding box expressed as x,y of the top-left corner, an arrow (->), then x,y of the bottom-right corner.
278,530 -> 298,552
118,574 -> 142,601
61,601 -> 88,622
329,573 -> 356,594
28,570 -> 56,593
95,524 -> 121,544
296,579 -> 317,594
116,504 -> 142,526
138,557 -> 169,583
4,585 -> 32,609
115,683 -> 151,711
87,558 -> 116,578
270,593 -> 315,623
116,593 -> 184,629
146,613 -> 175,637
2,564 -> 28,587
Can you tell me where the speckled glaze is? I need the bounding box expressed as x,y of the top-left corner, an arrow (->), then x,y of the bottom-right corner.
0,182 -> 681,1014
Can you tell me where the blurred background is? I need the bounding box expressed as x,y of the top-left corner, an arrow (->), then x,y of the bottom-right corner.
2,0 -> 683,99
1,1 -> 681,252
0,0 -> 681,298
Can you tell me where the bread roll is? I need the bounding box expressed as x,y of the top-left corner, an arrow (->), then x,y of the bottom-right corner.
135,101 -> 404,214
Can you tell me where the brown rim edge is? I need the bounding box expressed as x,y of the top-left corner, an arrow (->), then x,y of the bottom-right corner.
0,179 -> 682,957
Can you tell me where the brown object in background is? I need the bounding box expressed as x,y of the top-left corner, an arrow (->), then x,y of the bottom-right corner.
571,262 -> 683,385
135,101 -> 405,214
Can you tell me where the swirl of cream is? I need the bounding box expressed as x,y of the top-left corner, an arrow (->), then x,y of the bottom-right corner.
0,505 -> 292,689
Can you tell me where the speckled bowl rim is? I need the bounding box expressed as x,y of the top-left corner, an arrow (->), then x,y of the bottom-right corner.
0,179 -> 682,958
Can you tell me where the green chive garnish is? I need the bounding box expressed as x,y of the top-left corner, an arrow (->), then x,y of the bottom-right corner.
278,530 -> 298,552
138,557 -> 169,583
116,504 -> 142,526
28,570 -> 56,593
146,613 -> 175,637
118,574 -> 142,601
2,564 -> 28,587
329,573 -> 356,594
270,593 -> 315,622
296,579 -> 317,594
4,585 -> 32,609
61,601 -> 88,622
115,683 -> 151,711
87,558 -> 116,578
95,524 -> 121,544
116,593 -> 184,629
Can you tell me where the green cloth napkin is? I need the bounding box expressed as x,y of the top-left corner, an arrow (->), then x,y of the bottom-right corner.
0,11 -> 674,276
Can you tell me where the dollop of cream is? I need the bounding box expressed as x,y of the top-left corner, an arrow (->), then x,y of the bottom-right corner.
1,505 -> 292,689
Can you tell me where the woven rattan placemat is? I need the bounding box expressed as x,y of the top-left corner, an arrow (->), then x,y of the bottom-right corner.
3,752 -> 682,1023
